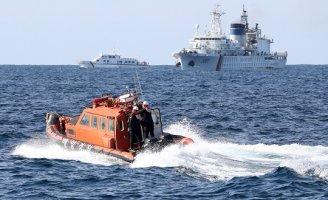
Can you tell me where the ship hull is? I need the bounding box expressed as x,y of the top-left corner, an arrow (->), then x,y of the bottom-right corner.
175,53 -> 287,71
78,61 -> 147,68
174,53 -> 221,71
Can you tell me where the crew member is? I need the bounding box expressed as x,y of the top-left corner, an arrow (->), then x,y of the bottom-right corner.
139,101 -> 154,138
128,106 -> 142,150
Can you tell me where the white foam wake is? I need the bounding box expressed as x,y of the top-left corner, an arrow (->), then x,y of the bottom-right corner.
131,119 -> 328,181
12,139 -> 125,166
12,120 -> 328,181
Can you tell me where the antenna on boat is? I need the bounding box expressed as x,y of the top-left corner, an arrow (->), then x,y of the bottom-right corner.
133,75 -> 138,94
136,71 -> 144,101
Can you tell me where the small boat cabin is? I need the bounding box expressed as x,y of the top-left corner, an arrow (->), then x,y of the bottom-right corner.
62,92 -> 163,151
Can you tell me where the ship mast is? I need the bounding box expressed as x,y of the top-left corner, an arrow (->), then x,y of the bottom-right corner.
209,5 -> 225,37
240,4 -> 249,30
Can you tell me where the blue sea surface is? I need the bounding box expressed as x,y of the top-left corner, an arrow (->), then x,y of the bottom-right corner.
1,65 -> 328,199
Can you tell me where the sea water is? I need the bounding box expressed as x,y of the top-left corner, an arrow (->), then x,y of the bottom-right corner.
1,65 -> 328,199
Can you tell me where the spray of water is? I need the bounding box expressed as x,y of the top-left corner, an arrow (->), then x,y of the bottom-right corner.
12,139 -> 125,166
12,120 -> 328,181
132,119 -> 328,181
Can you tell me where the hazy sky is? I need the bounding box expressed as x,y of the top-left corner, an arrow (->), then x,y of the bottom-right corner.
0,0 -> 327,65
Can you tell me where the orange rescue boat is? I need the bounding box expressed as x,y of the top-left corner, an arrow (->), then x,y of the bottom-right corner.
45,91 -> 193,162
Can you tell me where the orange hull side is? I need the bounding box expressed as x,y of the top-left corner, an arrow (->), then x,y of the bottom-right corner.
47,124 -> 135,162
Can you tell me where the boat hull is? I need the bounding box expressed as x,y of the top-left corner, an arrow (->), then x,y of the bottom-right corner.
78,61 -> 95,68
46,113 -> 135,162
45,113 -> 193,162
78,61 -> 148,68
174,53 -> 287,71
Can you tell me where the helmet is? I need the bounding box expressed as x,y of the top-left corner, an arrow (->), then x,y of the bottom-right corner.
133,106 -> 139,111
143,101 -> 149,106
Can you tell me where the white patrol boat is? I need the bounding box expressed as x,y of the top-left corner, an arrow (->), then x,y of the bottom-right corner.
173,5 -> 287,71
79,53 -> 149,68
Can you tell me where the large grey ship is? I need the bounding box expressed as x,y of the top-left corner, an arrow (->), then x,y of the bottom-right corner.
173,5 -> 287,71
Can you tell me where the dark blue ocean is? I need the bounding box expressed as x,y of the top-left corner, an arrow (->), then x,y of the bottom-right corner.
1,65 -> 328,199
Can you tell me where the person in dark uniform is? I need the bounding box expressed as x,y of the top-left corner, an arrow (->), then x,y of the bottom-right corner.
128,106 -> 142,150
138,101 -> 154,138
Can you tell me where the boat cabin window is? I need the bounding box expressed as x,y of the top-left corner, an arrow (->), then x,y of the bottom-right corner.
118,120 -> 124,131
91,116 -> 98,128
68,129 -> 75,135
80,114 -> 90,126
100,117 -> 106,130
108,118 -> 115,132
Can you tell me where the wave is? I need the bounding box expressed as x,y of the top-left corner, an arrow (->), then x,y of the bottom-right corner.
132,119 -> 328,181
11,119 -> 328,181
12,139 -> 125,166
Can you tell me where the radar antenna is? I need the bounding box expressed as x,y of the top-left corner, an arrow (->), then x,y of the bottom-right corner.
209,5 -> 225,37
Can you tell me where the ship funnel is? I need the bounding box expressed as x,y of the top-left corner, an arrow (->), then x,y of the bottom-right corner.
229,23 -> 246,46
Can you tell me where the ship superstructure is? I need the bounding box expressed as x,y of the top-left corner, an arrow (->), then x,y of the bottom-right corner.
79,53 -> 148,68
173,5 -> 287,70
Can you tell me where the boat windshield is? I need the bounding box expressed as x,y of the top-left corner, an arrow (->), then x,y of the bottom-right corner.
151,108 -> 163,138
